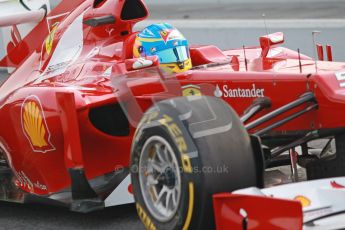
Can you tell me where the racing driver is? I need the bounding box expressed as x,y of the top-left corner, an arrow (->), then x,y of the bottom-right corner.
133,23 -> 192,73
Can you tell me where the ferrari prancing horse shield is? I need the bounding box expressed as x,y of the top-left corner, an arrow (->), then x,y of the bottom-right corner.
182,85 -> 202,97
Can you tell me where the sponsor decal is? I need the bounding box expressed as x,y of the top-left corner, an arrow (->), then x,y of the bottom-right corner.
16,172 -> 48,192
214,84 -> 265,98
105,28 -> 115,36
136,203 -> 157,230
159,115 -> 192,173
182,85 -> 202,97
150,47 -> 157,53
331,181 -> 345,189
141,111 -> 159,126
21,96 -> 55,153
294,195 -> 311,208
34,181 -> 47,191
160,29 -> 184,44
137,113 -> 195,230
45,61 -> 69,74
45,23 -> 59,55
335,72 -> 345,88
15,171 -> 34,192
160,30 -> 172,43
40,12 -> 84,78
167,30 -> 184,42
128,184 -> 133,194
132,58 -> 153,70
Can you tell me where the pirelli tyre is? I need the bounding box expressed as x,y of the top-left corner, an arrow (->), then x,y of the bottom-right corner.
130,96 -> 260,230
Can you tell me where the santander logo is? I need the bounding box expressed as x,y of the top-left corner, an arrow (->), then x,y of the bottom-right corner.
214,85 -> 223,97
214,84 -> 265,98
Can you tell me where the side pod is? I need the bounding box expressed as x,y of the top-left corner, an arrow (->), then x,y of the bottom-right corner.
56,92 -> 104,213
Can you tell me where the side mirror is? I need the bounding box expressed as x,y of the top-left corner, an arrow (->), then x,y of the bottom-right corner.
83,15 -> 116,27
120,0 -> 148,22
260,32 -> 284,58
125,56 -> 159,71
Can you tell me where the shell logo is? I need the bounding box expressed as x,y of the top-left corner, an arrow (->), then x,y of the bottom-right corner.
294,195 -> 311,208
21,96 -> 55,153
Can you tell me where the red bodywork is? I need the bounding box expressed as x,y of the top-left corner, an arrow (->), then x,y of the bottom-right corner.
0,0 -> 345,208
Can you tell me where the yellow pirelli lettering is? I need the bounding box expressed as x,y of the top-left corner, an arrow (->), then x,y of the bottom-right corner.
136,203 -> 157,230
159,114 -> 192,173
176,136 -> 188,153
183,182 -> 195,230
182,154 -> 193,173
146,111 -> 159,123
169,123 -> 183,137
159,114 -> 173,126
141,111 -> 159,126
135,111 -> 160,137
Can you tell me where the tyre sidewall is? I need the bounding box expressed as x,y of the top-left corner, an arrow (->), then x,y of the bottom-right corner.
131,109 -> 203,230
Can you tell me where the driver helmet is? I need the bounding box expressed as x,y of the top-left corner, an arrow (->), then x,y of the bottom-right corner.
133,23 -> 192,73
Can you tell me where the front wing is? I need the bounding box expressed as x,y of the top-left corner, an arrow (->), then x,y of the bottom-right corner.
213,177 -> 345,230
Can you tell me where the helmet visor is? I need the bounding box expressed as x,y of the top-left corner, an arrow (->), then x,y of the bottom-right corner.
156,46 -> 190,64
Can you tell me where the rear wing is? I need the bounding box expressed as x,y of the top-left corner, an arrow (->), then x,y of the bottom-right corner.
0,8 -> 46,27
0,0 -> 85,70
0,0 -> 50,69
0,0 -> 48,27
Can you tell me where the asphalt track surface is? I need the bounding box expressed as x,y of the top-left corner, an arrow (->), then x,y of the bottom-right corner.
0,202 -> 144,230
0,1 -> 344,229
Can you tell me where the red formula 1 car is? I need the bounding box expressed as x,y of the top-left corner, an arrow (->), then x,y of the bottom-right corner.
1,0 -> 345,229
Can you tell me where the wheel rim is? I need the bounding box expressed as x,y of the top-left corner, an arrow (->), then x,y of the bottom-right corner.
139,136 -> 182,222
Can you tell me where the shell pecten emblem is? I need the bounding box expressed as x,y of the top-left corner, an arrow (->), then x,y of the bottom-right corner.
21,96 -> 55,153
294,195 -> 311,208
